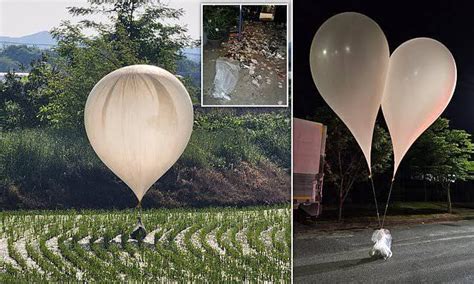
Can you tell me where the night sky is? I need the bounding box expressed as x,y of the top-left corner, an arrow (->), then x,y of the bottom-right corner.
294,0 -> 474,133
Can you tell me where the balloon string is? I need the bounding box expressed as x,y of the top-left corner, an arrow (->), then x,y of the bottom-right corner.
137,200 -> 142,221
369,175 -> 382,228
381,178 -> 395,228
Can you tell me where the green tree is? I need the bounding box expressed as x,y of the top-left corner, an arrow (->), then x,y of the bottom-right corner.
0,55 -> 62,130
407,118 -> 474,213
0,45 -> 45,72
310,106 -> 392,221
39,0 -> 192,128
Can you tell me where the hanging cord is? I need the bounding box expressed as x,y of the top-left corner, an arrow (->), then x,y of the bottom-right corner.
369,174 -> 382,228
136,200 -> 142,221
381,178 -> 395,228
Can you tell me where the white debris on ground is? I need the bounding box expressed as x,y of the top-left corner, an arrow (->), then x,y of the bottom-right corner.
0,209 -> 290,281
46,235 -> 84,280
158,229 -> 172,244
205,20 -> 287,104
143,228 -> 160,245
175,227 -> 192,252
191,229 -> 205,253
78,236 -> 91,247
236,228 -> 257,256
206,228 -> 226,256
222,21 -> 287,92
276,228 -> 286,244
111,234 -> 122,244
260,226 -> 274,250
15,238 -> 43,273
0,238 -> 20,269
212,58 -> 240,100
45,236 -> 61,255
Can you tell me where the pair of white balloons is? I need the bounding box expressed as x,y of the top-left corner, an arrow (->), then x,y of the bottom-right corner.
310,12 -> 457,177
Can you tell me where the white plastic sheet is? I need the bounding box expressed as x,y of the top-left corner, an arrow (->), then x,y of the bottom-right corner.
212,57 -> 240,100
84,65 -> 194,202
369,229 -> 392,260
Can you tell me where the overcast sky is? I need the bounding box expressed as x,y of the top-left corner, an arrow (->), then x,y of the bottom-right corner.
0,0 -> 290,40
0,0 -> 201,39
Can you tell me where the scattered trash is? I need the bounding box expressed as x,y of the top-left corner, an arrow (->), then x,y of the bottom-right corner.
369,229 -> 392,260
205,19 -> 287,104
212,57 -> 240,100
221,21 -> 287,86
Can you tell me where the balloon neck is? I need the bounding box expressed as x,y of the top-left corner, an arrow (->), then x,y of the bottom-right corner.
136,200 -> 142,219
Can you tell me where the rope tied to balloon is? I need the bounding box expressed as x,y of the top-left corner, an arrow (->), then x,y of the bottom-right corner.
310,12 -> 456,254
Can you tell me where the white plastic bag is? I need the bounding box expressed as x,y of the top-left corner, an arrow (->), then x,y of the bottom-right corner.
369,229 -> 392,260
212,58 -> 239,100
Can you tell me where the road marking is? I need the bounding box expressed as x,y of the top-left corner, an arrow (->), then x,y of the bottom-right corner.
397,234 -> 474,247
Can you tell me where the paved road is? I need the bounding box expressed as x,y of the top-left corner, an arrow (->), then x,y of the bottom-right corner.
294,220 -> 474,283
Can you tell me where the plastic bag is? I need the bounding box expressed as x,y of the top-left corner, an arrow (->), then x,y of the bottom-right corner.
130,217 -> 147,241
212,58 -> 239,100
369,229 -> 392,260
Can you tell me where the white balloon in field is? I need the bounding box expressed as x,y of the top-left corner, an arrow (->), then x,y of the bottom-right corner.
84,65 -> 194,202
382,38 -> 457,177
310,12 -> 389,173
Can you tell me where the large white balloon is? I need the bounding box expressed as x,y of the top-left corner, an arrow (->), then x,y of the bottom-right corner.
84,65 -> 194,202
310,12 -> 389,173
382,38 -> 457,176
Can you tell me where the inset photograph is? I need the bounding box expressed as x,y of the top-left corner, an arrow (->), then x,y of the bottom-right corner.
201,4 -> 288,106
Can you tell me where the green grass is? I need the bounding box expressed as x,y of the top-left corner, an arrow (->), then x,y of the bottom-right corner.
0,110 -> 290,209
0,206 -> 290,282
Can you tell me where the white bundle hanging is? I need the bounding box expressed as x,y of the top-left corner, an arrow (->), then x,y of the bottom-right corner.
369,229 -> 392,260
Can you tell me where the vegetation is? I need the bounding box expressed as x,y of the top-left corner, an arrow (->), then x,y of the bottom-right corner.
203,6 -> 239,40
0,109 -> 290,209
0,207 -> 290,282
0,0 -> 290,280
309,106 -> 473,221
407,118 -> 474,213
309,107 -> 392,221
0,45 -> 47,72
0,0 -> 290,209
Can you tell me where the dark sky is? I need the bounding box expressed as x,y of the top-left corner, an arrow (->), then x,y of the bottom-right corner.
294,0 -> 474,133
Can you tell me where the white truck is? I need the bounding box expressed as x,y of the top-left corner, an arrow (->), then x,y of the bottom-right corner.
293,118 -> 327,219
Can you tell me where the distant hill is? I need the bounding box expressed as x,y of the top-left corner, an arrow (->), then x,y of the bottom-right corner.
0,32 -> 201,84
0,31 -> 201,61
182,47 -> 200,63
0,45 -> 47,72
0,31 -> 56,49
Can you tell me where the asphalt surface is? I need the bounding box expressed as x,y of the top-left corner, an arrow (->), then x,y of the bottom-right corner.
294,220 -> 474,283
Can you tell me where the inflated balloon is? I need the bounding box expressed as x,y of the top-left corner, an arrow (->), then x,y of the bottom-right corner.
310,12 -> 389,173
85,65 -> 194,202
382,38 -> 457,176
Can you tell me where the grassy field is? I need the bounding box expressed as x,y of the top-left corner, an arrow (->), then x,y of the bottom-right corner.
0,206 -> 290,282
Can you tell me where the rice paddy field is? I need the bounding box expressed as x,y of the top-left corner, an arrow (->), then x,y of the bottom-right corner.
0,206 -> 290,282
